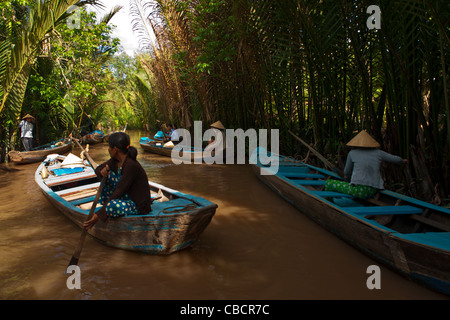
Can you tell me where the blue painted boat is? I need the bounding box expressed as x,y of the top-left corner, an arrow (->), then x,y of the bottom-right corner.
140,137 -> 229,164
140,137 -> 204,161
35,154 -> 217,254
154,130 -> 165,140
251,148 -> 450,295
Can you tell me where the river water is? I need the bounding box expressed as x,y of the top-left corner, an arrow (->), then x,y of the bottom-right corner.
0,130 -> 447,300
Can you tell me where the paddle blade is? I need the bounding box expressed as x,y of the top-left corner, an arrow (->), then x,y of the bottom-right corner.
64,259 -> 79,275
68,256 -> 79,267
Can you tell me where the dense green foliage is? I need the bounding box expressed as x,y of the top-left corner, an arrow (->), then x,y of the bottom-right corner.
24,7 -> 120,141
0,1 -> 122,152
0,0 -> 101,154
0,0 -> 448,204
130,0 -> 449,203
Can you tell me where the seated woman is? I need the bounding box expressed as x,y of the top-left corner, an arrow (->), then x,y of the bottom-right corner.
84,132 -> 151,229
325,130 -> 407,199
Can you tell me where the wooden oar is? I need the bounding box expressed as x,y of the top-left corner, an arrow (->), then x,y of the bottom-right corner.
67,176 -> 107,267
73,138 -> 97,169
67,139 -> 105,268
288,130 -> 340,174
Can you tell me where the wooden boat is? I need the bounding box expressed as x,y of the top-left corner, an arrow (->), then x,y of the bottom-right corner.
251,148 -> 450,295
140,137 -> 228,164
35,154 -> 217,254
81,130 -> 104,144
8,138 -> 72,164
140,137 -> 205,162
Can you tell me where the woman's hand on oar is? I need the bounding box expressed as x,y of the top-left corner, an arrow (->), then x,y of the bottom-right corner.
99,164 -> 110,177
83,213 -> 99,230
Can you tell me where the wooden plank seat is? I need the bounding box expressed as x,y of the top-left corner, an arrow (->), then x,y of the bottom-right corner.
291,180 -> 326,186
78,201 -> 102,210
282,173 -> 325,179
72,193 -> 164,208
277,166 -> 310,174
409,215 -> 450,232
347,205 -> 423,216
45,169 -> 97,187
311,191 -> 353,198
55,182 -> 100,196
71,195 -> 96,206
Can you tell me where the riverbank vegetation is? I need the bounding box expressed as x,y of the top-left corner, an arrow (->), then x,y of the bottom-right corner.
0,0 -> 448,205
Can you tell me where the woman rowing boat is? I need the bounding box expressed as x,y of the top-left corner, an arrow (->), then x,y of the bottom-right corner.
84,132 -> 151,229
325,130 -> 407,199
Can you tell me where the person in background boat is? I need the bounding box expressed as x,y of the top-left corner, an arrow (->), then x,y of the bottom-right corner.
84,132 -> 151,229
207,121 -> 225,146
168,124 -> 180,143
325,130 -> 407,199
18,114 -> 35,151
80,114 -> 94,136
87,114 -> 94,132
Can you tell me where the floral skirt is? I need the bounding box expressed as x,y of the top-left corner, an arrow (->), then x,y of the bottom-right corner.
325,179 -> 377,199
99,169 -> 138,218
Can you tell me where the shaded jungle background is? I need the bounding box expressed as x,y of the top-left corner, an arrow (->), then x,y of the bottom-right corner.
0,0 -> 449,206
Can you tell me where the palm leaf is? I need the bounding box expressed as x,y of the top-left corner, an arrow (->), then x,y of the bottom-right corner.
0,0 -> 101,121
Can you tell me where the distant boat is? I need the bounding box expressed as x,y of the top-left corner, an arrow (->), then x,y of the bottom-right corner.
140,137 -> 202,160
35,154 -> 217,254
251,148 -> 450,295
139,137 -> 228,164
8,138 -> 72,164
81,130 -> 104,144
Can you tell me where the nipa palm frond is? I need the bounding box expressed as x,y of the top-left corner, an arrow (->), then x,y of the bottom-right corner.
0,0 -> 89,120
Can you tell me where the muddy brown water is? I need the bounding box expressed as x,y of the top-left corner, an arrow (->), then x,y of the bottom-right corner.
0,131 -> 447,300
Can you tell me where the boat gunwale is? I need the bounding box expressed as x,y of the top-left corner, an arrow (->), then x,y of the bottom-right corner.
9,142 -> 73,163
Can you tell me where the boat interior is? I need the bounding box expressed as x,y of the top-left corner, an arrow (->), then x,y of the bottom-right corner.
261,159 -> 450,235
41,156 -> 182,213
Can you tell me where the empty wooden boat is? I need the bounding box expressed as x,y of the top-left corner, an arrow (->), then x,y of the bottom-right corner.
251,148 -> 450,295
139,137 -> 202,160
35,154 -> 218,254
81,130 -> 104,144
139,137 -> 228,164
8,139 -> 72,164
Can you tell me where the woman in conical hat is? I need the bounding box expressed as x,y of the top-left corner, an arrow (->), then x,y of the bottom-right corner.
210,120 -> 225,130
18,114 -> 35,151
325,130 -> 407,199
346,130 -> 380,148
206,121 -> 226,158
22,114 -> 35,120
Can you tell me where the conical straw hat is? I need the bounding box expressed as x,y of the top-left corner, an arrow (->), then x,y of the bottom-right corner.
210,120 -> 225,130
346,130 -> 380,148
22,114 -> 35,120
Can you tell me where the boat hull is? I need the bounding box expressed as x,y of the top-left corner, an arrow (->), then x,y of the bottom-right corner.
81,131 -> 104,144
140,138 -> 230,164
36,159 -> 217,254
140,140 -> 204,162
9,142 -> 72,164
252,162 -> 450,295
